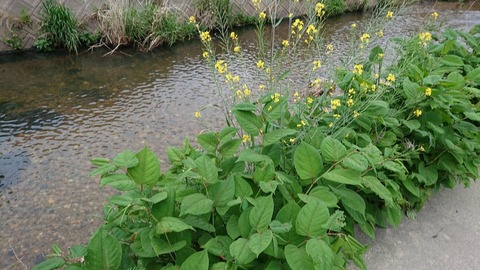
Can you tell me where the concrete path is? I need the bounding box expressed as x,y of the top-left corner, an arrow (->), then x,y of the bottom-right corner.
357,180 -> 480,270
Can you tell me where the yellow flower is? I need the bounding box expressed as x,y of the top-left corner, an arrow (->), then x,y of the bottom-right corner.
297,120 -> 307,128
347,98 -> 354,107
242,134 -> 251,143
419,32 -> 432,47
259,84 -> 266,91
377,53 -> 384,60
257,60 -> 265,69
374,73 -> 379,79
315,2 -> 326,17
225,73 -> 233,82
265,67 -> 271,74
233,75 -> 240,83
234,46 -> 241,53
425,87 -> 432,96
294,91 -> 300,97
236,90 -> 243,99
353,111 -> 360,118
312,78 -> 322,87
306,24 -> 317,36
259,12 -> 267,20
386,11 -> 394,18
292,19 -> 304,32
330,99 -> 341,110
194,111 -> 201,118
189,16 -> 196,24
375,30 -> 384,37
326,43 -> 333,52
419,145 -> 425,152
431,11 -> 438,20
353,64 -> 363,75
230,32 -> 238,40
334,114 -> 341,119
288,13 -> 293,18
252,0 -> 260,9
348,88 -> 356,95
360,33 -> 370,43
328,122 -> 334,128
351,23 -> 357,28
414,109 -> 422,117
215,60 -> 227,74
282,40 -> 289,47
202,51 -> 209,59
200,31 -> 211,42
271,93 -> 281,103
386,73 -> 396,82
313,60 -> 322,71
307,97 -> 313,104
289,138 -> 296,143
243,84 -> 251,96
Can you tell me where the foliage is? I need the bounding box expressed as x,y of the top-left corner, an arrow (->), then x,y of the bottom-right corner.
19,7 -> 32,27
34,2 -> 480,270
325,0 -> 346,17
2,34 -> 22,50
35,0 -> 80,52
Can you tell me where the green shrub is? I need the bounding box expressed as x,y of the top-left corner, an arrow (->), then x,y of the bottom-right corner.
2,34 -> 22,50
325,0 -> 346,16
35,0 -> 80,52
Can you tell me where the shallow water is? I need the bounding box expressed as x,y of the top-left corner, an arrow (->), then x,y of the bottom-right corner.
1,2 -> 480,268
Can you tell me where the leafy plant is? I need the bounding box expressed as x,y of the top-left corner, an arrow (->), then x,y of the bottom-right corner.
19,7 -> 32,27
325,0 -> 346,17
35,0 -> 80,52
34,3 -> 480,270
2,34 -> 22,50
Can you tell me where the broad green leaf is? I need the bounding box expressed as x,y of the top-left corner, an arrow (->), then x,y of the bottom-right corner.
321,136 -> 347,162
253,159 -> 275,183
234,174 -> 253,198
402,77 -> 420,100
219,139 -> 242,157
151,188 -> 176,221
259,180 -> 279,193
109,195 -> 133,207
202,236 -> 233,258
296,201 -> 329,237
309,186 -> 338,207
229,238 -> 256,265
238,207 -> 253,238
90,164 -> 117,176
269,220 -> 292,234
113,150 -> 139,168
131,229 -> 156,258
211,175 -> 235,208
362,176 -> 394,206
180,194 -> 214,216
441,54 -> 464,67
197,132 -> 219,153
276,201 -> 301,223
32,257 -> 66,270
325,210 -> 346,232
128,147 -> 161,186
233,110 -> 262,136
100,174 -> 136,191
195,155 -> 218,184
342,154 -> 369,172
211,262 -> 228,270
151,238 -> 186,256
306,238 -> 335,270
294,142 -> 323,180
237,149 -> 270,162
167,147 -> 184,165
67,245 -> 87,259
330,186 -> 366,217
85,229 -> 122,270
180,250 -> 209,270
248,230 -> 273,256
90,157 -> 110,167
285,245 -> 315,270
423,75 -> 442,85
183,215 -> 216,232
156,217 -> 195,234
402,119 -> 421,131
227,215 -> 241,239
466,66 -> 480,81
464,111 -> 480,122
322,169 -> 362,186
141,191 -> 168,204
263,128 -> 297,146
249,196 -> 274,232
233,102 -> 258,111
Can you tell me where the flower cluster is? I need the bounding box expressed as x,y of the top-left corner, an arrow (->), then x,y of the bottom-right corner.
419,32 -> 432,47
292,19 -> 304,35
353,64 -> 363,75
215,60 -> 227,74
200,31 -> 211,42
360,33 -> 370,44
315,2 -> 326,17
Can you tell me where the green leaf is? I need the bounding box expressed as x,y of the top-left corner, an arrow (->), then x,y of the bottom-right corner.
202,236 -> 233,258
197,132 -> 219,153
269,220 -> 292,234
253,159 -> 275,183
342,154 -> 369,172
306,238 -> 335,270
285,245 -> 315,270
195,155 -> 218,184
90,157 -> 110,167
128,147 -> 161,186
466,66 -> 480,81
234,175 -> 253,198
263,128 -> 297,146
233,102 -> 258,111
233,110 -> 262,136
248,230 -> 273,256
441,54 -> 464,67
90,164 -> 117,176
464,111 -> 480,122
321,136 -> 347,162
322,169 -> 362,186
229,238 -> 256,265
183,215 -> 216,233
219,139 -> 242,157
141,191 -> 168,204
227,215 -> 241,239
211,175 -> 235,208
151,238 -> 186,256
113,150 -> 139,168
109,195 -> 133,207
423,75 -> 442,85
85,229 -> 122,270
294,142 -> 323,180
32,257 -> 66,270
309,186 -> 338,207
296,201 -> 329,237
237,149 -> 270,162
180,250 -> 209,270
180,194 -> 214,216
330,186 -> 366,217
67,245 -> 87,259
156,217 -> 195,234
362,176 -> 394,206
402,119 -> 421,131
402,77 -> 420,100
249,196 -> 274,232
100,174 -> 136,191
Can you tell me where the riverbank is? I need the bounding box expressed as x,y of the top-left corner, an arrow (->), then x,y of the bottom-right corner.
0,0 -> 379,53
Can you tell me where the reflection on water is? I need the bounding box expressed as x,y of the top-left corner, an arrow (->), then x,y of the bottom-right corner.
0,2 -> 479,268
